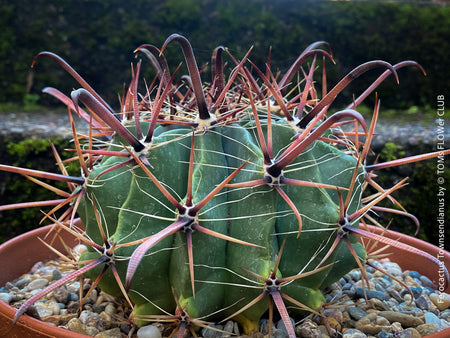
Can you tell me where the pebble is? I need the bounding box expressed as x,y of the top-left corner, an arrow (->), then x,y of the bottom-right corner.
15,277 -> 31,289
327,317 -> 341,332
42,314 -> 61,325
404,275 -> 421,288
441,309 -> 450,321
79,310 -> 105,330
399,328 -> 421,338
386,287 -> 403,302
95,327 -> 122,338
65,318 -> 90,335
295,319 -> 321,338
137,324 -> 162,338
414,295 -> 431,310
348,306 -> 367,320
375,277 -> 391,290
26,278 -> 49,291
378,311 -> 424,327
223,320 -> 239,335
0,292 -> 12,304
343,282 -> 353,291
408,271 -> 421,279
30,261 -> 45,273
430,292 -> 450,310
403,286 -> 422,299
318,324 -> 333,337
104,302 -> 116,316
53,286 -> 70,304
367,298 -> 390,311
355,287 -> 389,300
52,269 -> 62,281
425,312 -> 441,324
416,323 -> 438,336
342,328 -> 367,337
35,301 -> 57,318
382,262 -> 402,276
349,270 -> 361,281
355,313 -> 388,335
202,324 -> 224,338
420,275 -> 437,288
276,317 -> 295,334
34,307 -> 52,320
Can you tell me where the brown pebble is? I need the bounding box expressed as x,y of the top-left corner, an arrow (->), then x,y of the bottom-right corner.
355,313 -> 394,335
66,318 -> 89,335
104,302 -> 117,316
375,316 -> 390,326
404,275 -> 421,287
368,298 -> 390,311
327,317 -> 341,332
66,300 -> 80,313
94,327 -> 122,338
86,326 -> 100,336
415,323 -> 438,336
60,313 -> 78,325
42,315 -> 61,325
355,323 -> 385,335
100,311 -> 112,329
378,311 -> 424,327
342,311 -> 354,328
295,319 -> 321,338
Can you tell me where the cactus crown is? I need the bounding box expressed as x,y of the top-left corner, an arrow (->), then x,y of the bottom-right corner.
1,34 -> 449,337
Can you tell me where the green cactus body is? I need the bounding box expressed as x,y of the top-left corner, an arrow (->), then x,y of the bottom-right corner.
77,114 -> 366,331
81,127 -> 192,317
169,130 -> 229,319
221,124 -> 279,332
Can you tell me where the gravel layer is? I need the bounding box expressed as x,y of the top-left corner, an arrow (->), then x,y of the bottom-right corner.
1,253 -> 450,338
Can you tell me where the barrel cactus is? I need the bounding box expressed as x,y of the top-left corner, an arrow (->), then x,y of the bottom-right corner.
1,34 -> 449,337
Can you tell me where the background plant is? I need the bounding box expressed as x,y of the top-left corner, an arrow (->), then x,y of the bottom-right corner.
0,0 -> 448,110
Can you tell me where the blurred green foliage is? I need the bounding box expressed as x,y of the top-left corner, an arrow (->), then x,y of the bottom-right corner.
0,137 -> 78,242
0,0 -> 448,111
369,142 -> 450,250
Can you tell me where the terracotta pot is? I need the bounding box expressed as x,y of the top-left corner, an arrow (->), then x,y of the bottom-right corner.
0,225 -> 449,337
0,224 -> 88,338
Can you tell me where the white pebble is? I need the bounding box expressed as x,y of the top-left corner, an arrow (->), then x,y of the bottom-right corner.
137,325 -> 162,338
0,292 -> 12,304
35,302 -> 54,318
26,278 -> 49,291
72,244 -> 88,259
47,300 -> 61,315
